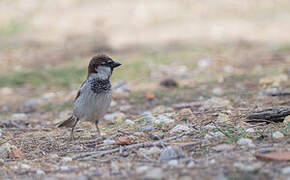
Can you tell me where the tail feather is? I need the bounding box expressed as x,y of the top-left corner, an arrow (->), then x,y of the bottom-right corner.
58,116 -> 76,128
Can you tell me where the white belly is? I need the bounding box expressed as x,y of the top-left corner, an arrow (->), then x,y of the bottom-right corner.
73,88 -> 112,123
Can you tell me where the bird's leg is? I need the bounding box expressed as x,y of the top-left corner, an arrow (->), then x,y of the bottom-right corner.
70,117 -> 79,141
95,121 -> 101,136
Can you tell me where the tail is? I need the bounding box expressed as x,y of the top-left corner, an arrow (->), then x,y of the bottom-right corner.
57,116 -> 77,128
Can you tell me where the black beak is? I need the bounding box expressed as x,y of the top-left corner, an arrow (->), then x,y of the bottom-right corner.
111,61 -> 121,68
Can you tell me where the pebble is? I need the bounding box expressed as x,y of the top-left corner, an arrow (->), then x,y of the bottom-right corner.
209,131 -> 225,138
179,108 -> 192,115
202,97 -> 231,110
203,124 -> 216,130
212,144 -> 234,152
104,112 -> 126,123
103,139 -> 116,145
25,99 -> 42,108
149,132 -> 164,140
136,165 -> 150,173
159,146 -> 185,161
273,131 -> 284,139
48,153 -> 59,159
0,87 -> 13,95
153,115 -> 174,124
110,100 -> 117,107
152,106 -> 174,114
125,119 -> 135,126
281,166 -> 290,174
119,105 -> 131,111
60,166 -> 70,171
246,128 -> 255,133
140,126 -> 155,132
42,92 -> 56,99
143,114 -> 156,123
212,87 -> 224,95
237,138 -> 256,148
0,129 -> 2,137
187,161 -> 195,168
234,162 -> 262,172
0,159 -> 4,166
36,169 -> 46,175
216,113 -> 230,123
21,164 -> 31,169
170,124 -> 191,134
144,168 -> 165,180
61,157 -> 72,162
0,143 -> 13,159
168,160 -> 179,167
133,132 -> 146,137
140,147 -> 161,157
12,113 -> 28,121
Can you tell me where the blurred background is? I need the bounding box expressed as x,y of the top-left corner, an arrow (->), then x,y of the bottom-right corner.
0,0 -> 290,115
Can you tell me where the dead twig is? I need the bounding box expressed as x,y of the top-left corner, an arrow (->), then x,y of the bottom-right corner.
73,132 -> 192,160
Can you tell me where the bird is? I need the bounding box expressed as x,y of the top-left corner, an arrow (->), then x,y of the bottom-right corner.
58,54 -> 121,140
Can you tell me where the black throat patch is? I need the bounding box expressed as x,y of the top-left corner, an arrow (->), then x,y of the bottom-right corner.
88,79 -> 111,94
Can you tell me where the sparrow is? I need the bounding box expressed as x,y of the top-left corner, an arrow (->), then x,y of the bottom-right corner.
58,54 -> 121,139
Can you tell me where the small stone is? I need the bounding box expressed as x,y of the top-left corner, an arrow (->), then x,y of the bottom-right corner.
110,100 -> 117,107
209,131 -> 225,138
120,105 -> 131,111
159,146 -> 185,161
168,160 -> 179,167
234,162 -> 262,172
0,129 -> 2,137
212,87 -> 224,95
152,106 -> 174,114
140,147 -> 161,157
202,97 -> 231,110
25,99 -> 42,108
136,165 -> 150,173
259,74 -> 288,87
178,108 -> 192,115
133,132 -> 146,137
0,159 -> 4,166
21,164 -> 31,169
0,143 -> 13,159
281,166 -> 290,174
203,124 -> 216,130
36,169 -> 46,175
60,166 -> 69,171
0,87 -> 13,95
12,113 -> 28,121
103,139 -> 116,145
143,114 -> 156,123
170,124 -> 191,134
187,161 -> 195,168
144,168 -> 165,180
104,112 -> 126,123
61,157 -> 72,162
273,131 -> 284,139
153,115 -> 174,124
125,119 -> 135,126
216,113 -> 230,123
246,128 -> 255,133
237,138 -> 255,148
140,126 -> 155,132
212,144 -> 234,152
48,153 -> 59,159
1,106 -> 8,113
42,92 -> 56,99
149,132 -> 164,140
